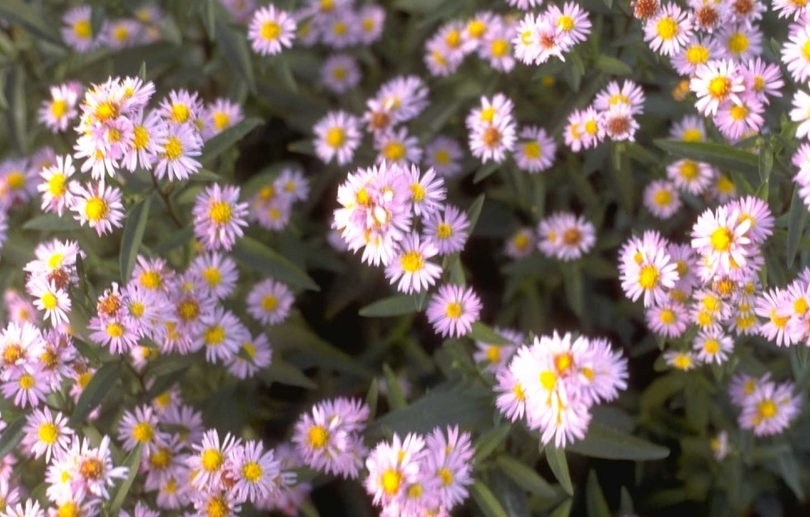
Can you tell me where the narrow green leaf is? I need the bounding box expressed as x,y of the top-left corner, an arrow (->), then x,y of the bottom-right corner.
562,264 -> 584,318
778,452 -> 805,501
469,322 -> 512,344
215,18 -> 257,93
473,423 -> 512,464
200,117 -> 263,164
187,168 -> 223,182
108,444 -> 142,515
199,0 -> 216,40
473,163 -> 499,183
138,61 -> 147,81
758,146 -> 773,183
0,416 -> 26,458
22,213 -> 82,231
383,364 -> 407,410
467,194 -> 486,234
568,422 -> 670,460
273,322 -> 373,379
69,362 -> 121,426
787,183 -> 807,268
359,295 -> 418,317
8,66 -> 27,154
545,444 -> 574,496
654,139 -> 777,182
153,226 -> 193,254
90,6 -> 106,38
232,236 -> 319,291
496,456 -> 557,498
471,480 -> 510,517
550,499 -> 573,517
0,0 -> 65,46
620,487 -> 634,515
365,378 -> 379,417
260,359 -> 317,389
586,471 -> 611,517
594,55 -> 632,75
119,195 -> 152,284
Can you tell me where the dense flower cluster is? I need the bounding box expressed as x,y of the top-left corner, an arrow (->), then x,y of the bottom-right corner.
292,397 -> 369,478
61,5 -> 162,53
619,196 -> 775,369
364,426 -> 474,517
730,373 -> 801,436
495,331 -> 628,446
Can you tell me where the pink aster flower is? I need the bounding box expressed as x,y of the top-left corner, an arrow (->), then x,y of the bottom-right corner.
246,278 -> 294,326
68,181 -> 125,236
691,59 -> 745,117
38,83 -> 80,133
424,204 -> 470,255
248,6 -> 296,56
424,136 -> 464,178
313,110 -> 362,165
643,3 -> 693,56
426,284 -> 482,338
153,123 -> 203,181
21,407 -> 73,462
192,184 -> 249,251
385,232 -> 442,294
515,126 -> 556,173
61,6 -> 97,52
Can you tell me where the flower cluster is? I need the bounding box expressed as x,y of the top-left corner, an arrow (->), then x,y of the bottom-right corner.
247,168 -> 310,232
61,5 -> 163,53
474,327 -> 524,373
513,3 -> 592,66
292,397 -> 370,478
565,80 -> 645,151
495,331 -> 628,446
537,211 -> 597,261
364,426 -> 474,517
730,373 -> 801,436
293,1 -> 385,50
620,196 -> 775,369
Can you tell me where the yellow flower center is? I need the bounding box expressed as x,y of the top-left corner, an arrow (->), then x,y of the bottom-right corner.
41,292 -> 58,310
381,469 -> 402,495
150,447 -> 172,469
407,483 -> 423,499
261,21 -> 281,41
201,449 -> 224,472
704,339 -> 720,354
400,251 -> 423,274
262,294 -> 278,312
209,201 -> 232,224
411,183 -> 426,201
659,308 -> 676,325
717,175 -> 734,194
204,325 -> 225,346
206,496 -> 229,517
383,141 -> 405,161
708,76 -> 731,99
57,501 -> 78,517
333,21 -> 347,36
523,141 -> 541,159
140,271 -> 162,290
178,300 -> 199,321
242,461 -> 263,483
436,222 -> 453,239
682,128 -> 703,142
757,400 -> 777,419
308,425 -> 328,448
468,20 -> 486,38
656,17 -> 678,40
326,127 -> 345,147
730,105 -> 748,121
480,106 -> 496,123
486,345 -> 500,363
106,322 -> 124,338
434,149 -> 451,165
132,422 -> 154,443
490,39 -> 509,57
685,45 -> 709,64
710,227 -> 732,252
672,354 -> 692,370
639,264 -> 659,290
48,174 -> 66,197
164,136 -> 184,160
202,267 -> 221,286
557,15 -> 574,31
85,197 -> 108,222
170,104 -> 190,124
445,301 -> 462,319
73,20 -> 92,39
446,30 -> 461,48
539,370 -> 557,390
679,160 -> 698,180
727,32 -> 748,54
584,119 -> 599,135
38,422 -> 59,444
796,297 -> 809,315
653,189 -> 672,207
51,100 -> 68,118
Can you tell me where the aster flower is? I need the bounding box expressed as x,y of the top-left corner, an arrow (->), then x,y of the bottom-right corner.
189,252 -> 239,300
666,159 -> 714,195
38,83 -> 80,133
741,57 -> 783,103
620,245 -> 679,307
364,433 -> 425,508
247,278 -> 294,326
739,381 -> 801,436
601,104 -> 640,141
158,89 -> 203,126
358,5 -> 386,45
538,212 -> 596,261
423,136 -> 464,178
505,227 -> 536,259
28,278 -> 71,327
594,80 -> 646,115
690,59 -> 745,117
38,155 -> 76,217
693,329 -> 733,364
474,327 -> 522,373
230,440 -> 282,504
117,405 -> 167,453
61,6 -> 97,52
192,184 -> 249,251
248,5 -> 297,56
69,181 -> 125,236
204,98 -> 244,138
187,430 -> 241,492
715,95 -> 764,141
227,333 -> 273,379
663,350 -> 698,370
671,35 -> 723,76
646,302 -> 689,338
515,126 -> 556,173
718,22 -> 761,61
644,180 -> 682,219
375,127 -> 423,165
691,204 -> 752,279
153,123 -> 203,181
426,284 -> 482,338
385,233 -> 442,294
424,205 -> 471,256
321,54 -> 361,94
21,407 -> 73,462
313,110 -> 362,166
643,3 -> 693,56
197,307 -> 246,364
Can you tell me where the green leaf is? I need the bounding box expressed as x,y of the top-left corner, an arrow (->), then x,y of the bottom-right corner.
473,423 -> 512,464
550,499 -> 573,517
778,451 -> 805,501
620,487 -> 634,515
471,480 -> 510,517
586,471 -> 611,517
199,0 -> 216,40
368,385 -> 491,437
119,195 -> 152,284
787,183 -> 807,268
467,194 -> 486,232
200,117 -> 263,164
568,422 -> 670,460
7,66 -> 27,154
22,213 -> 82,231
359,295 -> 418,317
0,415 -> 26,458
0,0 -> 65,46
365,378 -> 379,417
187,168 -> 223,182
594,55 -> 632,76
469,322 -> 512,344
383,363 -> 407,410
496,455 -> 557,498
473,163 -> 499,183
107,444 -> 142,515
563,264 -> 584,318
232,236 -> 319,291
90,6 -> 105,38
273,321 -> 373,379
260,359 -> 317,389
545,444 -> 574,496
69,362 -> 122,426
153,225 -> 193,254
758,146 -> 773,183
654,139 -> 773,183
214,18 -> 257,93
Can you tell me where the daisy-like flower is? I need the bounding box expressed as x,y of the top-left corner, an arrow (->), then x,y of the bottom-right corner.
69,435 -> 129,500
537,212 -> 597,261
275,168 -> 309,202
1,364 -> 49,408
479,22 -> 516,73
670,114 -> 706,142
231,440 -> 282,504
154,123 -> 203,181
38,154 -> 76,216
424,205 -> 471,255
313,111 -> 362,165
197,307 -> 246,364
117,405 -> 166,453
247,278 -> 294,326
690,0 -> 727,33
663,349 -> 698,370
69,181 -> 125,236
620,245 -> 679,307
89,315 -> 139,355
601,104 -> 640,141
671,35 -> 723,76
375,127 -> 423,165
693,329 -> 733,364
791,89 -> 810,140
730,195 -> 774,245
159,89 -> 203,126
715,95 -> 764,140
122,109 -> 166,172
189,252 -> 239,300
505,227 -> 536,259
755,288 -> 792,346
718,22 -> 761,61
666,159 -> 714,194
61,6 -> 97,52
424,426 -> 474,510
385,233 -> 442,294
548,2 -> 592,47
227,332 -> 273,379
358,5 -> 386,44
188,430 -> 241,492
38,83 -> 80,133
204,98 -> 244,138
21,407 -> 73,462
321,54 -> 361,95
474,327 -> 522,373
426,284 -> 482,338
515,126 -> 556,173
423,136 -> 464,178
739,381 -> 801,436
28,278 -> 71,327
644,3 -> 693,56
364,433 -> 425,508
691,59 -> 745,117
742,57 -> 783,103
691,204 -> 752,278
248,5 -> 296,56
646,302 -> 689,337
192,184 -> 249,251
594,80 -> 646,115
406,166 -> 445,218
773,0 -> 810,19
644,180 -> 682,219
495,368 -> 527,421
